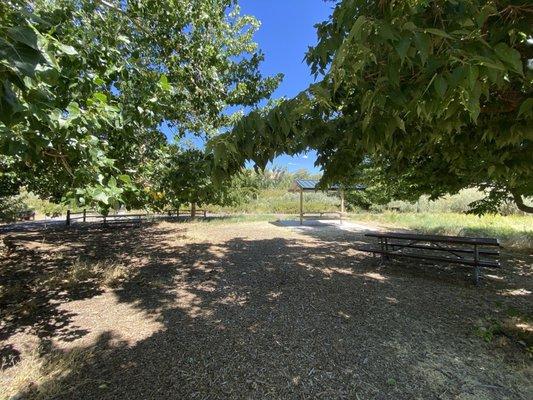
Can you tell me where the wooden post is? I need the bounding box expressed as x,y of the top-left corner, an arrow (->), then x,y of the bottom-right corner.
203,210 -> 207,218
191,202 -> 196,219
299,189 -> 303,225
177,207 -> 180,217
82,209 -> 86,222
66,210 -> 71,226
340,189 -> 345,225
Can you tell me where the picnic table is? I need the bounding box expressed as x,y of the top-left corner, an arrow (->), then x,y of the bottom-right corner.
364,231 -> 500,285
17,210 -> 35,221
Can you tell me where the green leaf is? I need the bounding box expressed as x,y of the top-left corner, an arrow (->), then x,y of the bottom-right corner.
93,76 -> 105,85
118,174 -> 132,184
1,39 -> 43,77
517,98 -> 533,117
92,92 -> 108,104
395,115 -> 405,132
117,35 -> 131,44
66,102 -> 81,118
395,36 -> 411,63
58,43 -> 78,56
93,191 -> 109,205
434,75 -> 448,98
346,16 -> 367,43
7,26 -> 39,50
424,28 -> 452,39
413,33 -> 430,64
158,74 -> 171,91
494,43 -> 523,75
467,65 -> 479,89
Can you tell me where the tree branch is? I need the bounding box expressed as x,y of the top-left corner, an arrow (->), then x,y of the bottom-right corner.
511,190 -> 533,213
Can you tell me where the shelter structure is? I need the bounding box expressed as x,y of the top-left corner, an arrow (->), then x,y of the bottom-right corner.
289,179 -> 365,225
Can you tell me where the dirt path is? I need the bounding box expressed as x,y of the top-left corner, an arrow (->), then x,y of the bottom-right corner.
1,220 -> 531,399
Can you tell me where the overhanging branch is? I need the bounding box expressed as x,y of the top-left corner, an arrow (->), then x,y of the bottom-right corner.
511,190 -> 533,213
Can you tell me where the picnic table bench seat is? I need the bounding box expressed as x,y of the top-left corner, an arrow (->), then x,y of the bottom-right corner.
364,231 -> 500,285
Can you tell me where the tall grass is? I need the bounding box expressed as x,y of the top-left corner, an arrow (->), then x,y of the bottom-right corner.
350,212 -> 533,250
209,188 -> 341,214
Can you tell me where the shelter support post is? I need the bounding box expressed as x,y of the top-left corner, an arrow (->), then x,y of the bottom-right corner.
299,189 -> 303,225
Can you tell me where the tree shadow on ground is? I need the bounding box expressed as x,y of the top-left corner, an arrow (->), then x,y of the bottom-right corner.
1,221 -> 532,399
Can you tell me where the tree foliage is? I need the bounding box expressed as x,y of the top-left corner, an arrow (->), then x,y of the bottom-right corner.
0,0 -> 281,209
147,147 -> 259,211
210,0 -> 532,213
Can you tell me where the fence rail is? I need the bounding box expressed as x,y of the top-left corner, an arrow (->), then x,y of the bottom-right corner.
65,208 -> 208,226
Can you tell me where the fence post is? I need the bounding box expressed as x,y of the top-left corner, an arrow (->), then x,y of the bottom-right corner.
83,209 -> 86,222
66,210 -> 71,227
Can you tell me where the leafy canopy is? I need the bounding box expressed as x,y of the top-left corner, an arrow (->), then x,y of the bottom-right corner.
1,0 -> 281,210
210,0 -> 532,213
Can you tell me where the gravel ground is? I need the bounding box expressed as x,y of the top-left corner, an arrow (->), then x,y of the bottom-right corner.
1,220 -> 532,400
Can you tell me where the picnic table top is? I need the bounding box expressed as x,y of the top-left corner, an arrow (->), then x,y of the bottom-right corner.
364,231 -> 499,246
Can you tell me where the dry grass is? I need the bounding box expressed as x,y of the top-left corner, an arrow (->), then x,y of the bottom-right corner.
61,260 -> 133,289
350,212 -> 533,250
1,345 -> 94,400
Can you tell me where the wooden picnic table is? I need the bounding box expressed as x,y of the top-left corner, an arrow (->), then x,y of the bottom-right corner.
364,231 -> 500,285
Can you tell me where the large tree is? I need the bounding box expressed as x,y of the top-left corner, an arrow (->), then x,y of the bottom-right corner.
210,0 -> 532,213
0,0 -> 281,209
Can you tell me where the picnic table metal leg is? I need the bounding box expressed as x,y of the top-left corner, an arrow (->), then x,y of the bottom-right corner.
473,244 -> 480,285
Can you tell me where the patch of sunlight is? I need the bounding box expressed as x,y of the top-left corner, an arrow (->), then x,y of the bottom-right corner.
498,288 -> 531,296
267,291 -> 282,300
218,292 -> 248,306
337,311 -> 352,319
515,322 -> 533,333
176,287 -> 214,319
362,272 -> 388,281
324,267 -> 355,276
56,291 -> 164,349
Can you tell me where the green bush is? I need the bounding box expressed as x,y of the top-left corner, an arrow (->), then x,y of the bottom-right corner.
0,196 -> 31,222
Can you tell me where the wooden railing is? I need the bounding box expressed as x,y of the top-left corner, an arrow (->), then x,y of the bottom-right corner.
66,208 -> 208,226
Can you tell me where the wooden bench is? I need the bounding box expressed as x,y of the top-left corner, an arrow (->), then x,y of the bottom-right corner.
364,232 -> 500,285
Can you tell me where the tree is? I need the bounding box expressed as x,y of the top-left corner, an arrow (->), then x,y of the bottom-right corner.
149,147 -> 258,212
1,0 -> 281,209
210,0 -> 532,213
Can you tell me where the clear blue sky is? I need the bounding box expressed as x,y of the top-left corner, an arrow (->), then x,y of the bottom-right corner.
239,0 -> 332,173
169,0 -> 333,174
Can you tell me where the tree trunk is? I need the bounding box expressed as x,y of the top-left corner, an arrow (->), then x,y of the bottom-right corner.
511,190 -> 533,213
191,202 -> 197,219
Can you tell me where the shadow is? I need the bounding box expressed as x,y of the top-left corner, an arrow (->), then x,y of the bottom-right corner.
1,220 -> 531,399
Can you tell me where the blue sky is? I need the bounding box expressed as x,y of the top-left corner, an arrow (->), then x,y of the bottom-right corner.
166,0 -> 333,174
239,0 -> 332,173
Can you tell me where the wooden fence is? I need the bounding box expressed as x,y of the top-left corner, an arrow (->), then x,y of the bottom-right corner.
66,208 -> 208,226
